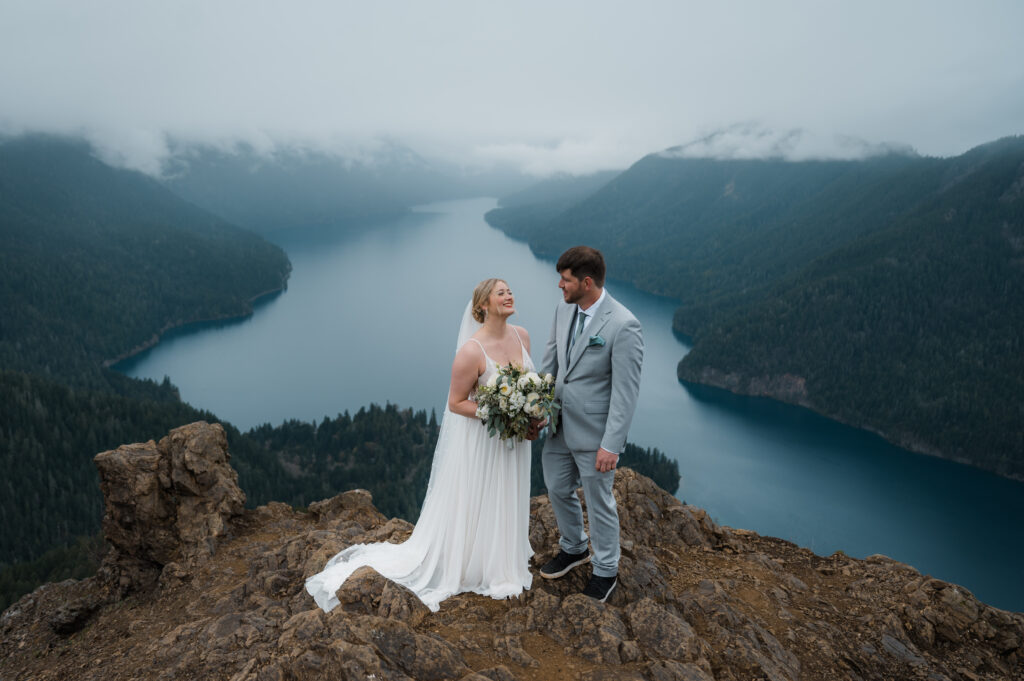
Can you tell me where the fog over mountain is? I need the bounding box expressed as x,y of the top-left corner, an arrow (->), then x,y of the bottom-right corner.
660,124 -> 919,162
1,1 -> 1022,176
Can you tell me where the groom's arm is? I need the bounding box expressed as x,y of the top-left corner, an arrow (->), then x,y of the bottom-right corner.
600,316 -> 644,455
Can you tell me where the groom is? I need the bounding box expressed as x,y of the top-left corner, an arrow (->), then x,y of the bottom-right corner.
537,245 -> 643,603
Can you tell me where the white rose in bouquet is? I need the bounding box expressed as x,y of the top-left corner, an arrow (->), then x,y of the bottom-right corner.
517,371 -> 542,389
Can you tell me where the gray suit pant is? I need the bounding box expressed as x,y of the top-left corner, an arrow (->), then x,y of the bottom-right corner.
542,444 -> 620,577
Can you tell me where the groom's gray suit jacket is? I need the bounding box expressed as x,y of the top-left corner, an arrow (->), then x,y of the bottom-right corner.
540,292 -> 644,454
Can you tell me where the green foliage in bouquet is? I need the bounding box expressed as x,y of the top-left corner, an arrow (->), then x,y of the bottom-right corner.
474,364 -> 559,445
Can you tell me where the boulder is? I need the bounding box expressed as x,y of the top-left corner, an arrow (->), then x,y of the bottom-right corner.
94,421 -> 245,594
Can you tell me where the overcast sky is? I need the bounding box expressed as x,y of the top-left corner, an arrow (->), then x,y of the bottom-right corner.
1,0 -> 1022,175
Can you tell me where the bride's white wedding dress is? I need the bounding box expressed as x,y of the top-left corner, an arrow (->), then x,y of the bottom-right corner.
305,306 -> 534,613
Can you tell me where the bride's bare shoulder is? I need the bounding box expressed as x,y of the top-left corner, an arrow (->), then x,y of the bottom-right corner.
453,337 -> 486,369
512,325 -> 531,350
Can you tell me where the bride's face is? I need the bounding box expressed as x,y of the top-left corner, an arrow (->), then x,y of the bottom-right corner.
486,281 -> 515,319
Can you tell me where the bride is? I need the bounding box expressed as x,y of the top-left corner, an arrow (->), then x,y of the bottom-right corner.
305,278 -> 535,612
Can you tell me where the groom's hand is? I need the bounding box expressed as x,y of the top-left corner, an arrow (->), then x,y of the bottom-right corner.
595,448 -> 618,473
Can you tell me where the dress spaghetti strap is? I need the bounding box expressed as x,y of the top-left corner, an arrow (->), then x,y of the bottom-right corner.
468,330 -> 527,367
511,326 -> 526,353
467,337 -> 489,359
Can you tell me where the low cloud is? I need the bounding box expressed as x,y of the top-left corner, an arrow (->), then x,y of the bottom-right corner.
471,136 -> 648,177
660,123 -> 918,162
1,2 -> 1019,176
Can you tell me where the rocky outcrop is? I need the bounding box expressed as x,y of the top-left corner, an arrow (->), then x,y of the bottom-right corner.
93,421 -> 246,594
2,421 -> 1022,681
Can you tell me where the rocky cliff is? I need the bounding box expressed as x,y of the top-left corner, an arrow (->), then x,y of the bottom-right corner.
1,422 -> 1021,681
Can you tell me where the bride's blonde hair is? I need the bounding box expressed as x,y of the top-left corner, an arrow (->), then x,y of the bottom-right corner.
471,278 -> 506,323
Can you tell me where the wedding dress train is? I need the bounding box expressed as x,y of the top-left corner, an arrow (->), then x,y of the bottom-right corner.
305,309 -> 533,613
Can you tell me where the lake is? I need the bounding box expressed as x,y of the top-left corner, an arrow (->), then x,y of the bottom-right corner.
117,197 -> 1024,612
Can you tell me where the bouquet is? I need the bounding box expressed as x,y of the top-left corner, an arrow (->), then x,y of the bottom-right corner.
475,364 -> 559,446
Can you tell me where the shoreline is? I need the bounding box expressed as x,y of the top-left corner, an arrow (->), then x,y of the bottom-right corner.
677,363 -> 1024,485
101,284 -> 287,370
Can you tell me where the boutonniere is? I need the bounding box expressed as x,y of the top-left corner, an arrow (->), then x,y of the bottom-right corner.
587,335 -> 605,347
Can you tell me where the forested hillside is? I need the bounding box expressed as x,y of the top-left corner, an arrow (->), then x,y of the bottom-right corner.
491,150 -> 941,306
678,139 -> 1024,475
0,135 -> 296,602
486,137 -> 1024,478
0,134 -> 294,600
0,370 -> 218,565
485,170 -> 620,239
0,135 -> 292,391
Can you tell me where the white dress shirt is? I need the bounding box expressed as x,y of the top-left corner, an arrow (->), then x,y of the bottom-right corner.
575,286 -> 607,336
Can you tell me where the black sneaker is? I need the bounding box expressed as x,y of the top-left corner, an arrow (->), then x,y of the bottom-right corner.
583,574 -> 617,602
539,549 -> 591,579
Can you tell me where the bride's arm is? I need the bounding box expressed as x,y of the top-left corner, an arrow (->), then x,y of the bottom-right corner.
448,343 -> 485,418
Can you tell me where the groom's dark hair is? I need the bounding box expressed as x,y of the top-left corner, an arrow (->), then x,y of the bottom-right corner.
557,246 -> 605,287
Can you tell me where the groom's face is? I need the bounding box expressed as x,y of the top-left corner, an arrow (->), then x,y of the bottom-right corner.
558,269 -> 588,304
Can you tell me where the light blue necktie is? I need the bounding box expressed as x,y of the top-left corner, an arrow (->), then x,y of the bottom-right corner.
569,309 -> 587,351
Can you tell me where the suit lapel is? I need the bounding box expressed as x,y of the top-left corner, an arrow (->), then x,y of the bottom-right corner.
557,303 -> 573,372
